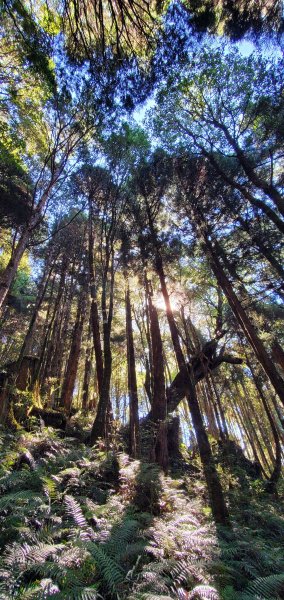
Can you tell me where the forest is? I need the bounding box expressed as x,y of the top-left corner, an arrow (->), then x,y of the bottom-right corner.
0,0 -> 284,598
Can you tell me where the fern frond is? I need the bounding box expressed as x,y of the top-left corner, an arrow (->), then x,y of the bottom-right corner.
77,586 -> 102,600
87,542 -> 125,593
11,584 -> 44,599
0,490 -> 45,509
119,540 -> 147,563
131,596 -> 173,600
64,495 -> 95,540
188,584 -> 220,599
105,518 -> 141,558
171,559 -> 190,585
42,476 -> 58,500
244,573 -> 284,599
4,541 -> 65,569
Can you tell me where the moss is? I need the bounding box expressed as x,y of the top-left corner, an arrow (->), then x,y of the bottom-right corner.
6,405 -> 21,431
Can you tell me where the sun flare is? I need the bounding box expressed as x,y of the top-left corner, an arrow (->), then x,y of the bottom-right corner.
153,292 -> 183,312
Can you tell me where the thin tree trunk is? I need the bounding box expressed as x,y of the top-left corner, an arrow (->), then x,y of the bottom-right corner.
147,217 -> 229,523
90,251 -> 115,443
246,357 -> 282,491
210,374 -> 229,439
54,261 -> 77,398
144,283 -> 154,403
39,259 -> 68,388
145,274 -> 168,470
201,148 -> 284,234
214,119 -> 284,216
82,317 -> 93,413
198,225 -> 284,409
125,281 -> 140,458
18,252 -> 57,363
237,216 -> 284,283
238,380 -> 273,472
0,228 -> 31,314
239,378 -> 275,466
61,282 -> 87,415
0,170 -> 61,314
204,377 -> 224,440
230,396 -> 266,473
88,197 -> 104,396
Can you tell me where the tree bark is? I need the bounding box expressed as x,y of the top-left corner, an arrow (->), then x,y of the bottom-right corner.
246,357 -> 282,491
39,259 -> 68,389
146,211 -> 229,523
90,251 -> 115,443
199,228 -> 284,409
18,251 -> 57,363
61,282 -> 87,415
125,282 -> 140,458
0,227 -> 31,315
88,198 -> 104,396
200,148 -> 284,235
237,215 -> 284,284
213,118 -> 284,216
145,274 -> 168,471
82,317 -> 93,413
210,374 -> 229,439
0,169 -> 61,315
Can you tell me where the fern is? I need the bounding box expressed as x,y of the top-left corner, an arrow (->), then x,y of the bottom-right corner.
129,595 -> 173,600
4,541 -> 65,567
105,518 -> 141,559
188,585 -> 220,599
0,427 -> 283,600
243,573 -> 284,599
64,494 -> 95,540
119,540 -> 147,564
87,541 -> 125,593
0,489 -> 45,510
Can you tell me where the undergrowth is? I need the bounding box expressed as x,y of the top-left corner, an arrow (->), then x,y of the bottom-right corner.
0,425 -> 283,599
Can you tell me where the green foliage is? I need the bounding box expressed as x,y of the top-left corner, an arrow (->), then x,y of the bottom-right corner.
0,426 -> 283,599
133,462 -> 163,514
243,573 -> 284,599
1,0 -> 56,89
0,142 -> 32,228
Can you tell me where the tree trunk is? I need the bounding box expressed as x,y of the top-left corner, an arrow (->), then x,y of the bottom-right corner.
200,230 -> 284,409
229,388 -> 267,475
88,197 -> 104,396
214,119 -> 284,216
0,228 -> 31,314
39,259 -> 68,388
201,148 -> 284,235
18,251 -> 57,362
237,381 -> 271,476
272,340 -> 284,373
0,170 -> 61,315
125,282 -> 140,458
61,283 -> 87,415
90,251 -> 115,444
147,218 -> 229,523
201,379 -> 221,440
145,274 -> 168,471
82,318 -> 93,413
209,375 -> 229,439
237,216 -> 284,284
53,261 -> 77,400
246,357 -> 282,491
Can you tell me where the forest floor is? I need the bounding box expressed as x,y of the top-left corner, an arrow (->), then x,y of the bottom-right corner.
0,422 -> 283,600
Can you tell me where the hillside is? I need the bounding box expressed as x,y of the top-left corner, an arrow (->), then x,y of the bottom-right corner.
0,422 -> 283,599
